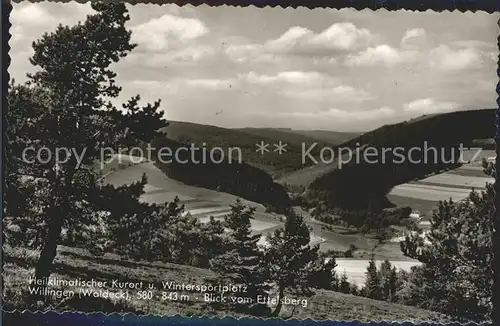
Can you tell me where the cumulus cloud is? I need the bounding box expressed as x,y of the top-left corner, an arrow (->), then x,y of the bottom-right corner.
11,2 -> 92,46
10,3 -> 497,131
401,28 -> 427,50
224,44 -> 259,63
428,45 -> 482,71
308,22 -> 372,51
451,40 -> 496,49
487,51 -> 498,63
266,26 -> 313,51
11,3 -> 54,26
403,98 -> 458,114
164,45 -> 216,62
344,28 -> 427,67
265,23 -> 373,53
128,77 -> 237,95
184,78 -> 236,90
283,85 -> 375,103
240,71 -> 374,103
242,71 -> 337,86
429,45 -> 482,70
131,14 -> 208,52
160,3 -> 198,17
345,45 -> 417,67
345,28 -> 488,71
122,44 -> 215,68
224,22 -> 372,64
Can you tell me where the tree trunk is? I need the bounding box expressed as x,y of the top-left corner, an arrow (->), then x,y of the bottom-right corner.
35,215 -> 63,280
34,167 -> 74,285
271,284 -> 285,317
32,203 -> 64,303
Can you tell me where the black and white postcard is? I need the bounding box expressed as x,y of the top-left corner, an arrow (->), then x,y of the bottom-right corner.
3,2 -> 498,323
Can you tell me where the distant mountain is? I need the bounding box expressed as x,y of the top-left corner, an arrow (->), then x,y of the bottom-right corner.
159,121 -> 343,175
237,127 -> 360,145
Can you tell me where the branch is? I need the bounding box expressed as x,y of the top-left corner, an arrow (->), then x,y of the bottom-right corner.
282,304 -> 300,320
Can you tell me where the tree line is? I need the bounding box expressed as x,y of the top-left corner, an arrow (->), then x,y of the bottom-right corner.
151,137 -> 290,214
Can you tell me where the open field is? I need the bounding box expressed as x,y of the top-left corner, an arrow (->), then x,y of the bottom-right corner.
103,160 -> 267,210
101,157 -> 407,283
95,153 -> 148,176
386,195 -> 440,219
102,157 -> 322,248
413,174 -> 492,189
3,246 -> 448,322
448,166 -> 492,177
389,183 -> 473,202
388,150 -> 494,219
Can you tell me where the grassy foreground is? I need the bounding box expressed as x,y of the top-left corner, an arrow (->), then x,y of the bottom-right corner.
4,245 -> 450,322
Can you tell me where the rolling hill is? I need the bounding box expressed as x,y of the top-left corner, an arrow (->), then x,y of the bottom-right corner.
305,109 -> 496,209
160,121 -> 352,176
329,109 -> 495,152
236,127 -> 359,148
151,110 -> 494,211
150,136 -> 291,212
273,128 -> 361,144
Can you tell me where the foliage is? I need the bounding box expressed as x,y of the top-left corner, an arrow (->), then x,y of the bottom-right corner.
339,271 -> 351,294
4,245 -> 450,321
5,2 -> 167,283
263,208 -> 337,317
161,121 -> 348,174
308,109 -> 494,209
378,261 -> 398,302
152,137 -> 290,213
209,200 -> 270,315
312,205 -> 409,234
363,256 -> 383,300
400,182 -> 494,322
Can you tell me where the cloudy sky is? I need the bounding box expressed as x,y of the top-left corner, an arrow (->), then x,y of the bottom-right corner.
10,3 -> 499,131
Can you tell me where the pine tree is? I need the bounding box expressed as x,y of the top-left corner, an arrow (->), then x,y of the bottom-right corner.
388,266 -> 398,302
378,259 -> 393,301
339,271 -> 351,294
5,2 -> 167,289
263,208 -> 336,317
210,199 -> 269,315
306,254 -> 337,291
330,270 -> 340,291
364,255 -> 382,300
401,174 -> 494,321
349,283 -> 359,296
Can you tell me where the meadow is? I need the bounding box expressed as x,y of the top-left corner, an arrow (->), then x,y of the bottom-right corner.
388,149 -> 494,219
3,245 -> 449,323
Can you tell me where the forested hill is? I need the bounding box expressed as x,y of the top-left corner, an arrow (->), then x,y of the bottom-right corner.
237,127 -> 360,146
307,109 -> 496,209
330,109 -> 495,151
158,121 -> 354,175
